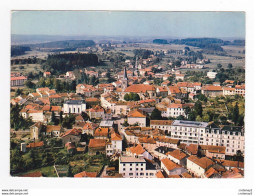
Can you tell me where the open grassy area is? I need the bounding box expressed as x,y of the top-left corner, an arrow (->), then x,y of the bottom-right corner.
11,63 -> 43,75
14,166 -> 57,177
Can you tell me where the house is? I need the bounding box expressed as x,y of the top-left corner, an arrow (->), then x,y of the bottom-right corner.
30,122 -> 45,140
207,71 -> 217,79
175,74 -> 185,81
221,168 -> 244,178
11,76 -> 27,87
61,128 -> 82,145
100,120 -> 114,128
63,100 -> 86,114
123,84 -> 156,100
187,156 -> 215,178
45,125 -> 62,137
161,158 -> 187,176
82,121 -> 98,135
127,110 -> 146,127
26,141 -> 44,149
74,171 -> 97,178
94,127 -> 109,139
167,149 -> 187,166
166,103 -> 187,118
138,137 -> 157,153
65,142 -> 76,154
43,72 -> 51,77
87,105 -> 105,119
204,167 -> 221,178
156,86 -> 168,97
118,156 -> 158,178
155,136 -> 179,149
201,85 -> 223,97
88,139 -> 106,155
65,71 -> 75,79
235,85 -> 245,96
199,145 -> 226,159
215,159 -> 244,170
126,144 -> 153,160
106,132 -> 123,156
223,87 -> 235,96
150,120 -> 173,135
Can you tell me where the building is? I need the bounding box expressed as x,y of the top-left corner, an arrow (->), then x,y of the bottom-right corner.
161,158 -> 187,176
127,110 -> 146,127
207,71 -> 217,79
201,85 -> 223,97
166,103 -> 187,118
167,149 -> 188,166
235,85 -> 245,96
119,156 -> 158,178
43,72 -> 51,77
88,139 -> 106,155
123,84 -> 156,100
63,100 -> 86,114
61,128 -> 82,145
106,132 -> 123,156
11,76 -> 27,87
187,156 -> 215,178
30,122 -> 45,140
223,87 -> 236,96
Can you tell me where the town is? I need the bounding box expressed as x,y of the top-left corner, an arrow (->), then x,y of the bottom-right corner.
10,37 -> 245,179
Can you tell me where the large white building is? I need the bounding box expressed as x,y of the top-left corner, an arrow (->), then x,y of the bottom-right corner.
166,103 -> 186,118
119,156 -> 158,178
63,100 -> 86,114
207,71 -> 217,79
150,120 -> 245,156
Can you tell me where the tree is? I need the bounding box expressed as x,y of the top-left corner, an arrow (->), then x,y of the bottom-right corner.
59,111 -> 63,124
176,115 -> 185,120
232,102 -> 239,125
124,93 -> 130,101
194,101 -> 203,117
151,108 -> 162,120
122,120 -> 129,127
25,80 -> 35,89
217,64 -> 222,69
227,63 -> 233,69
133,93 -> 140,101
196,115 -> 202,121
15,88 -> 23,96
51,111 -> 56,125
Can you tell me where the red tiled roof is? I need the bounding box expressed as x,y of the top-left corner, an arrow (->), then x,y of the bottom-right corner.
188,156 -> 214,169
20,171 -> 43,177
127,144 -> 145,155
215,159 -> 244,168
202,85 -> 223,91
161,158 -> 182,171
128,110 -> 146,118
167,149 -> 187,160
111,132 -> 122,141
88,139 -> 106,148
94,127 -> 109,137
27,141 -> 44,148
74,171 -> 97,178
124,84 -> 155,93
62,128 -> 82,137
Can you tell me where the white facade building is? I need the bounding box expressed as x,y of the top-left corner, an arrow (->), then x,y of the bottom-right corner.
119,156 -> 158,178
207,71 -> 217,79
63,100 -> 86,114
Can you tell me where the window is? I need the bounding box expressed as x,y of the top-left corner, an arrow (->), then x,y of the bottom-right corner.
130,168 -> 132,171
123,164 -> 125,166
141,164 -> 143,166
146,173 -> 148,176
136,173 -> 138,176
136,168 -> 138,171
123,168 -> 125,171
141,168 -> 143,171
129,173 -> 133,176
140,173 -> 144,176
150,173 -> 154,176
136,164 -> 138,166
130,164 -> 132,166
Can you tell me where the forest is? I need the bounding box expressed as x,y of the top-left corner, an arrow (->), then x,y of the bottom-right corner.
42,53 -> 99,74
11,46 -> 31,57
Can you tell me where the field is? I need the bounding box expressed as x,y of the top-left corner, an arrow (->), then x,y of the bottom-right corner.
11,63 -> 43,75
14,166 -> 57,177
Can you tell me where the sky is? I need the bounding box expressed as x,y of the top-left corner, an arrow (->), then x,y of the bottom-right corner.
11,11 -> 245,38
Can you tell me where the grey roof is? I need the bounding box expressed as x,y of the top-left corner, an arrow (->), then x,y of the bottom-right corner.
172,120 -> 209,128
64,100 -> 85,105
100,120 -> 114,127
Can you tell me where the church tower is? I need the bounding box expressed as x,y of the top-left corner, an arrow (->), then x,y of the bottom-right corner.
121,66 -> 128,89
